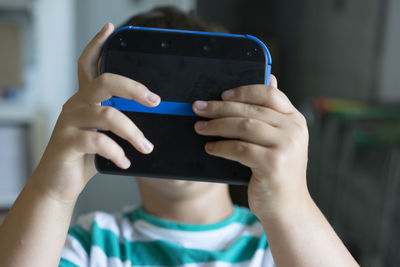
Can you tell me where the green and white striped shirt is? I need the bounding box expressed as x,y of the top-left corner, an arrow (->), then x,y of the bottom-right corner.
59,205 -> 274,267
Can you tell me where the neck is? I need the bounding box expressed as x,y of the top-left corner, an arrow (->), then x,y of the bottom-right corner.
137,180 -> 234,224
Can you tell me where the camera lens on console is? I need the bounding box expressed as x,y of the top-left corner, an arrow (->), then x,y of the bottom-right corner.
203,44 -> 211,52
161,40 -> 168,48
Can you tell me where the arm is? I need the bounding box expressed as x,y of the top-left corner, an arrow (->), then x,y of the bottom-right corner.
0,176 -> 75,267
0,22 -> 160,267
192,77 -> 359,266
259,192 -> 356,267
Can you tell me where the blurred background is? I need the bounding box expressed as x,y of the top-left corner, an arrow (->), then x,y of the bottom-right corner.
0,0 -> 399,266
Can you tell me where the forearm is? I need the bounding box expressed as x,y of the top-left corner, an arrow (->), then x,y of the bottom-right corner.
261,194 -> 359,267
0,172 -> 75,267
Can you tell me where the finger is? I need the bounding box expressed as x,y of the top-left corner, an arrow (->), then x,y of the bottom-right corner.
80,73 -> 160,106
69,105 -> 154,154
195,117 -> 280,147
270,74 -> 278,88
221,84 -> 295,114
193,100 -> 284,127
72,130 -> 131,169
78,23 -> 115,85
204,140 -> 268,169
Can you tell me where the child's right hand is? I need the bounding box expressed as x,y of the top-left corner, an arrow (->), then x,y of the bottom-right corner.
31,23 -> 160,203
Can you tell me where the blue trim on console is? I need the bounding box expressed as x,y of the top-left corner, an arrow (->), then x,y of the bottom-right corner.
102,98 -> 196,117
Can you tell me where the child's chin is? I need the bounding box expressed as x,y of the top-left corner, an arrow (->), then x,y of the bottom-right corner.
136,177 -> 212,190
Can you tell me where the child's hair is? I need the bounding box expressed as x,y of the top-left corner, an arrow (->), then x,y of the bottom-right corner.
120,6 -> 228,33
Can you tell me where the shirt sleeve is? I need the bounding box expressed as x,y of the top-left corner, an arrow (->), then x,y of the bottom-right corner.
59,213 -> 94,267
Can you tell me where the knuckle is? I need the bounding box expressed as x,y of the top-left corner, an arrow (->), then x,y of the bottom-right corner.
235,141 -> 249,155
100,106 -> 115,120
235,142 -> 259,163
238,118 -> 254,132
97,73 -> 111,85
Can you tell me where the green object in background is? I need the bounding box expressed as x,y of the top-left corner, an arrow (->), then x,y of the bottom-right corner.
314,97 -> 400,147
351,122 -> 400,147
314,97 -> 400,121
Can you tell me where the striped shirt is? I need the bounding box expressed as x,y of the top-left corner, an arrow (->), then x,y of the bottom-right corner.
59,205 -> 274,267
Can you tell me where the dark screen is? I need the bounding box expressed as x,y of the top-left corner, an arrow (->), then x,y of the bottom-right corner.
106,51 -> 266,101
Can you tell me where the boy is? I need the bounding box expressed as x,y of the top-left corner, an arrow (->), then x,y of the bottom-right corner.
0,7 -> 359,267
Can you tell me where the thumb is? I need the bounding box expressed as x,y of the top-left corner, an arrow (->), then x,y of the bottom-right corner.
270,74 -> 278,88
78,23 -> 115,85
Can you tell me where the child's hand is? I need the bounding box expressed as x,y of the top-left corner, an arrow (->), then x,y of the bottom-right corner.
193,76 -> 309,220
31,23 -> 160,202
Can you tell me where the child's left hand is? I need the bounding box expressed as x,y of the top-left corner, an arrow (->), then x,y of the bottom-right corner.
192,75 -> 309,221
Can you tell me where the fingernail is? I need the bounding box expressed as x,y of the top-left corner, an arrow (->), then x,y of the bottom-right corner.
121,156 -> 131,169
222,89 -> 234,99
195,121 -> 207,130
142,138 -> 154,153
147,92 -> 160,103
195,100 -> 207,110
205,142 -> 215,152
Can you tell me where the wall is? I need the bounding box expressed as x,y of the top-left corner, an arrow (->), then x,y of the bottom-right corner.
297,0 -> 383,102
378,0 -> 400,102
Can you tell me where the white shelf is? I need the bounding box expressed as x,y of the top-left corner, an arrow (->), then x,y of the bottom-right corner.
0,101 -> 36,123
0,69 -> 38,123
